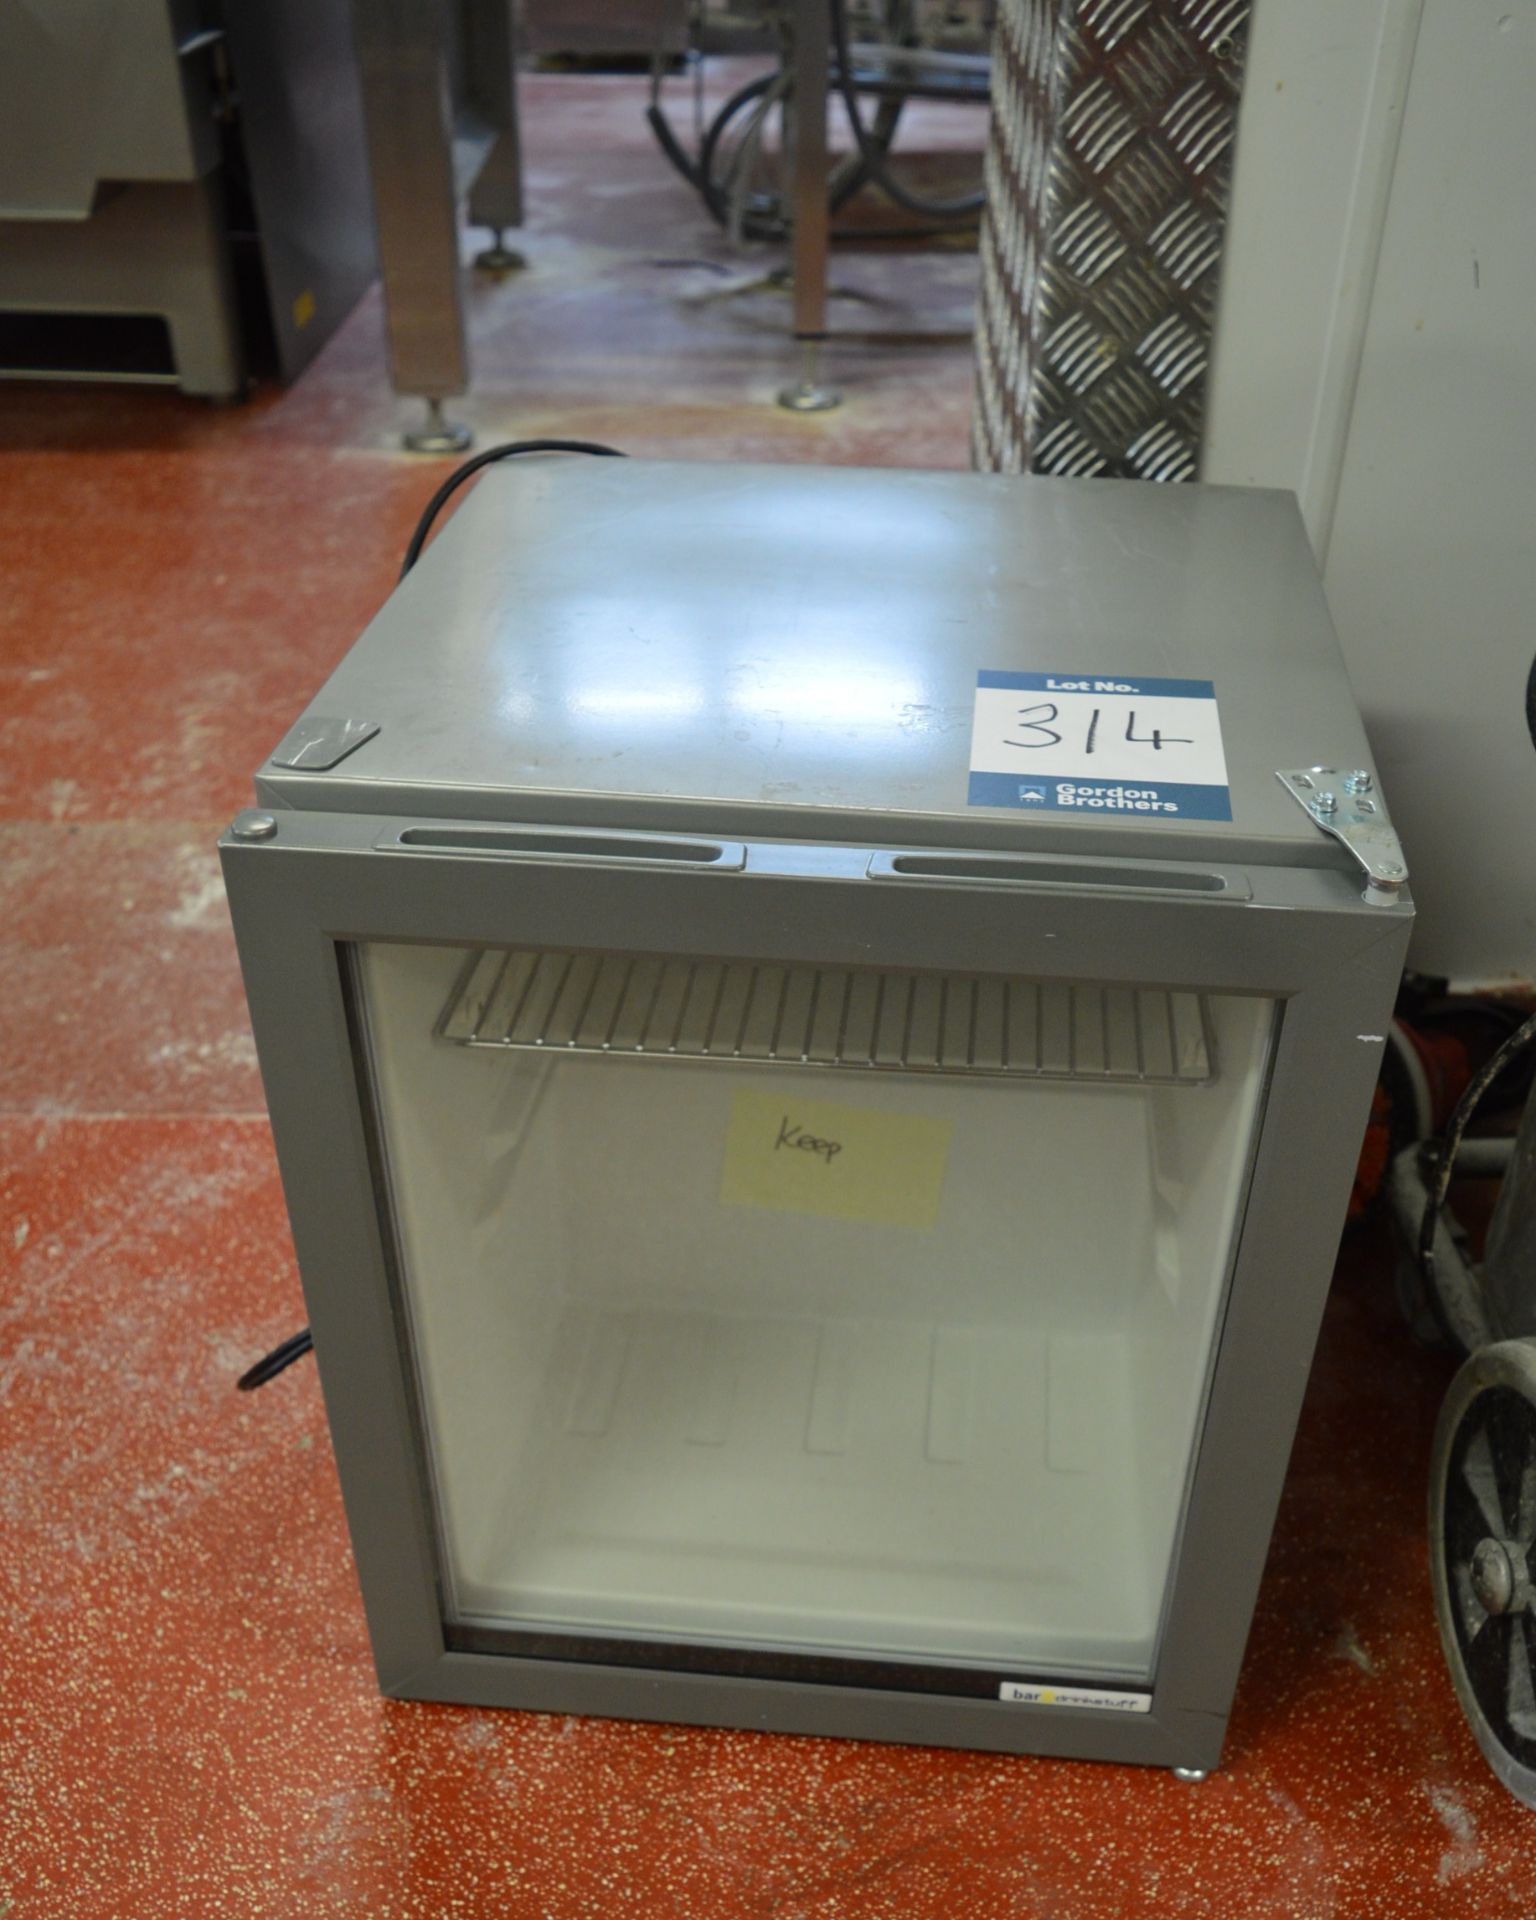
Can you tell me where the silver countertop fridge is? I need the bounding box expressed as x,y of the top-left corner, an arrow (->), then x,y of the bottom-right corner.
222,458 -> 1412,1775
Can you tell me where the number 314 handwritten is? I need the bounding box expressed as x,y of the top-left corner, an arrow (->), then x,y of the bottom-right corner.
1006,703 -> 1193,754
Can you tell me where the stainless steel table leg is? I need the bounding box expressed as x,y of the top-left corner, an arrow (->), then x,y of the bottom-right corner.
351,0 -> 472,449
466,0 -> 527,275
777,0 -> 841,413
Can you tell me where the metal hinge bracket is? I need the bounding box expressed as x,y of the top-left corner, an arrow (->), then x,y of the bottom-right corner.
1277,768 -> 1408,907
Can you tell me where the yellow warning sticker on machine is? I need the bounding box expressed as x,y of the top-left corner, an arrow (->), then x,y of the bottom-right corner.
719,1091 -> 952,1230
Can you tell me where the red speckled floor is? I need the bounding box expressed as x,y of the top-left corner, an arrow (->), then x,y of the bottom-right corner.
1,65 -> 1529,1920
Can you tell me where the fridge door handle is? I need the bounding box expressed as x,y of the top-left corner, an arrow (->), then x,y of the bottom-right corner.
376,824 -> 747,870
865,850 -> 1251,899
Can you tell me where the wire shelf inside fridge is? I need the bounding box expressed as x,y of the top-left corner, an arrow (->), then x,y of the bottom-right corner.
436,949 -> 1217,1086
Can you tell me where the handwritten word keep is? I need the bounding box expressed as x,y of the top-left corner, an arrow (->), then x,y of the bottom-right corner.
775,1117 -> 842,1164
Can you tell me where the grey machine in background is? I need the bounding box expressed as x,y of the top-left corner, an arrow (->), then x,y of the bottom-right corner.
0,0 -> 376,397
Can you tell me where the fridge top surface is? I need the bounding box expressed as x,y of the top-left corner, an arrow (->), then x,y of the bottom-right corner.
257,459 -> 1380,870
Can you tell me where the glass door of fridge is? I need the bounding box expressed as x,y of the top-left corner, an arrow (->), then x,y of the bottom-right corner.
353,938 -> 1275,1687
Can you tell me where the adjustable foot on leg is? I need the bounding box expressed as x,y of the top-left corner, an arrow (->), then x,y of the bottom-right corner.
474,229 -> 527,275
403,398 -> 473,454
777,338 -> 841,413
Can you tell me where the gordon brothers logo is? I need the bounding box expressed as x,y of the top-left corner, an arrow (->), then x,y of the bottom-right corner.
1014,780 -> 1184,814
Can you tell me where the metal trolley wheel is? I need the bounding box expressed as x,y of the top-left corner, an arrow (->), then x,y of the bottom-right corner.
1430,1338 -> 1536,1806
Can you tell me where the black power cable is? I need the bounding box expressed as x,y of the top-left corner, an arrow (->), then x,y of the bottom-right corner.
828,0 -> 984,221
1417,1010 -> 1536,1350
238,438 -> 627,1395
672,70 -> 908,244
647,26 -> 974,242
694,69 -> 792,240
399,438 -> 627,581
237,1327 -> 314,1391
1526,650 -> 1536,756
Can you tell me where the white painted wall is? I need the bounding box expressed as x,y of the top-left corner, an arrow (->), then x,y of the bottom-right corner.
1204,0 -> 1536,979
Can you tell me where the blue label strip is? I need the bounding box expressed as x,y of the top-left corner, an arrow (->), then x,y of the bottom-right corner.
976,670 -> 1218,701
966,772 -> 1234,821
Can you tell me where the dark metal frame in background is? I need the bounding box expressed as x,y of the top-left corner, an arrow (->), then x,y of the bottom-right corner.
347,0 -> 835,443
351,0 -> 526,452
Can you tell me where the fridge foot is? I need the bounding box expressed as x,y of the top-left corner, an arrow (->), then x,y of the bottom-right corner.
403,398 -> 473,455
1171,1767 -> 1209,1784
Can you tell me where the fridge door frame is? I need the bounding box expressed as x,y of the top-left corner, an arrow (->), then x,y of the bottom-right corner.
221,808 -> 1411,1772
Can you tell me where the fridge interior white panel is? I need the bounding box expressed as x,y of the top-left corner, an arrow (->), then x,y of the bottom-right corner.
358,942 -> 1274,1680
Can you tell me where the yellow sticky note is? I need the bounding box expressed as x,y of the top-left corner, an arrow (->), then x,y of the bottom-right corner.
292,288 -> 317,329
719,1090 -> 952,1231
